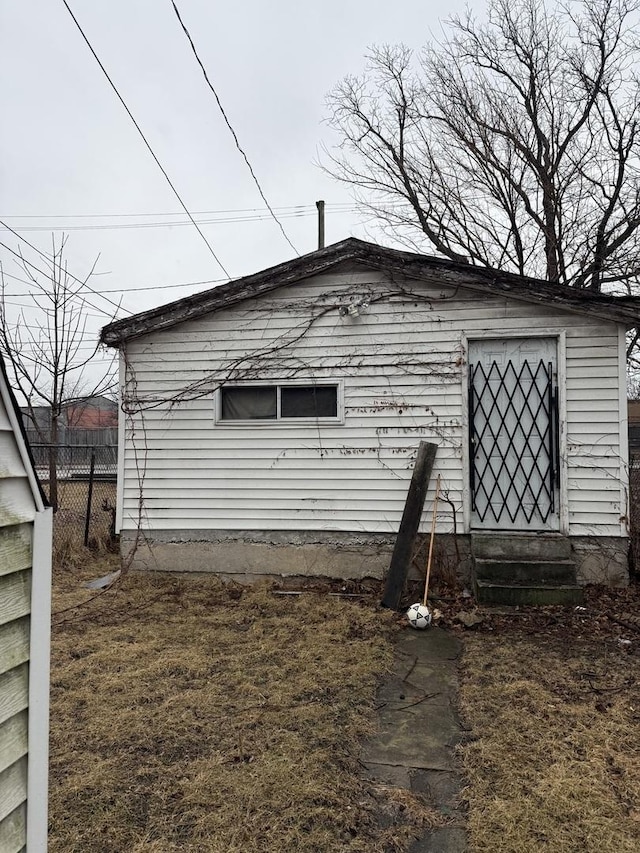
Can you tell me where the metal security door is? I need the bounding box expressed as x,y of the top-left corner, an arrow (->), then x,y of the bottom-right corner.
469,338 -> 559,531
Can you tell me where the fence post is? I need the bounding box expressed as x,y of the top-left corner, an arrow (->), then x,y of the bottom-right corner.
84,448 -> 96,547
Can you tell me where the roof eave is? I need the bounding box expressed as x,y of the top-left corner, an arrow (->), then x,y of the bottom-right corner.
100,239 -> 365,347
100,238 -> 640,345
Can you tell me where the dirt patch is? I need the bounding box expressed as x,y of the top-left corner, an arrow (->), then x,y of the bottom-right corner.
49,562 -> 436,852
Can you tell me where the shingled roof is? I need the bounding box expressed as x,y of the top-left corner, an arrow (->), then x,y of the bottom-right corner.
100,237 -> 640,346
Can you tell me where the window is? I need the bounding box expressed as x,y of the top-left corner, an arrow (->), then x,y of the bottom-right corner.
219,383 -> 340,422
281,386 -> 337,418
221,385 -> 277,420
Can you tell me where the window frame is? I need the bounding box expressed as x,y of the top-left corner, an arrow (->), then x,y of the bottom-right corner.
215,379 -> 344,426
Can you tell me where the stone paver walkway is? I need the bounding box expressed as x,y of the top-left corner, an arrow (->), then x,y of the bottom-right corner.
362,627 -> 467,852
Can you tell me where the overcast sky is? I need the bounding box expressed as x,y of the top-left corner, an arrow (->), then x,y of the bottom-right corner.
0,0 -> 468,391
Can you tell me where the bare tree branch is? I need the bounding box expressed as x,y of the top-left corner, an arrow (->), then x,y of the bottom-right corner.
325,0 -> 640,295
0,236 -> 117,510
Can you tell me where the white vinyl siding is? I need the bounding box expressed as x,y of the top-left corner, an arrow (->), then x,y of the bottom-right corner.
0,366 -> 51,853
0,416 -> 31,851
119,269 -> 625,539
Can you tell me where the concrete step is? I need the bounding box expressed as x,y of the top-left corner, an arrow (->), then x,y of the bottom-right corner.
475,580 -> 584,607
474,558 -> 577,585
471,532 -> 571,561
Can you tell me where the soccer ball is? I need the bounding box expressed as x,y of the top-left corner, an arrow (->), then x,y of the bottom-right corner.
406,602 -> 432,630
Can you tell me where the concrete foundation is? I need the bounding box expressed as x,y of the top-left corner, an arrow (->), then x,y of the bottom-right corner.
119,529 -> 628,587
120,528 -> 472,584
571,537 -> 629,587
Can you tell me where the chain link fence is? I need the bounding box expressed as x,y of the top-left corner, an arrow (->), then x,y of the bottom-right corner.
629,453 -> 640,576
33,444 -> 118,552
37,443 -> 639,568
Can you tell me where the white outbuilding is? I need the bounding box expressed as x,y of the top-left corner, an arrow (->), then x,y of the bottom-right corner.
101,239 -> 640,600
0,355 -> 52,852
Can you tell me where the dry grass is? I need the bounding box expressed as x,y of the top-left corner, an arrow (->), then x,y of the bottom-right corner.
458,624 -> 640,852
49,559 -> 437,852
52,526 -> 640,851
51,480 -> 116,565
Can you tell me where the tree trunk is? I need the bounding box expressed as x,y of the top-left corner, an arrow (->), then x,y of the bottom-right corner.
48,413 -> 59,513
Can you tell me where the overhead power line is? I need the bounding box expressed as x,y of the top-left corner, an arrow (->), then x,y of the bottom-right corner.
61,0 -> 230,278
2,207 -> 363,234
0,238 -> 130,319
1,269 -> 228,295
3,274 -> 226,296
0,202 -> 359,219
0,220 -> 127,315
1,298 -> 108,320
169,0 -> 299,257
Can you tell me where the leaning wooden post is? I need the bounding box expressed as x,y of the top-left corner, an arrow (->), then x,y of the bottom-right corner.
381,441 -> 437,610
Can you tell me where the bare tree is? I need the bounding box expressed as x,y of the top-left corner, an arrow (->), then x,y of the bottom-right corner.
0,236 -> 117,511
326,0 -> 640,295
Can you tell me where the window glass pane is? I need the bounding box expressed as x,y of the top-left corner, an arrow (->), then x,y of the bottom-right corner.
281,385 -> 337,418
221,386 -> 277,419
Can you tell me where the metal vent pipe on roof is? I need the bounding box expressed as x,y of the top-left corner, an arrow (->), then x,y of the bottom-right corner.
316,200 -> 325,250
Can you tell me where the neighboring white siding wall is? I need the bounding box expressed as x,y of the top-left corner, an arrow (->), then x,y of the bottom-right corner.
120,269 -> 625,539
565,325 -> 626,536
0,405 -> 32,852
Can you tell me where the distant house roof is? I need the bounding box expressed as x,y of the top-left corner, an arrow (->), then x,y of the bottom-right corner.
20,405 -> 51,432
64,397 -> 118,429
101,237 -> 640,346
20,397 -> 118,431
